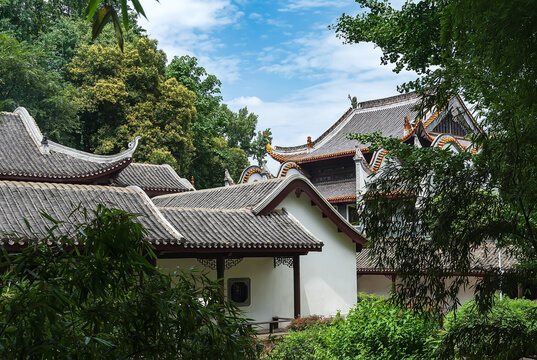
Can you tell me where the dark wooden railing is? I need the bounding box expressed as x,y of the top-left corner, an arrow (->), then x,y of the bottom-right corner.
248,316 -> 294,334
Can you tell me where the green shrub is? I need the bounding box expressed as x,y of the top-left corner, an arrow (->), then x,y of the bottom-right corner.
437,296 -> 537,360
324,294 -> 438,360
265,294 -> 438,360
265,326 -> 328,360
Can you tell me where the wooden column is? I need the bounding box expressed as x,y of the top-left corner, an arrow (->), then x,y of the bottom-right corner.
216,255 -> 225,294
293,255 -> 301,318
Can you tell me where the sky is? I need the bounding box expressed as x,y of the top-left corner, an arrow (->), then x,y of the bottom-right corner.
138,0 -> 415,171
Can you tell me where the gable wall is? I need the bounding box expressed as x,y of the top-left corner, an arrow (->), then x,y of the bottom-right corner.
278,194 -> 358,317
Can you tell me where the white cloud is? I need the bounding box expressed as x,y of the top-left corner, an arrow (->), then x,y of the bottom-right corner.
260,32 -> 410,80
139,0 -> 244,82
228,96 -> 263,107
249,12 -> 262,20
278,0 -> 348,12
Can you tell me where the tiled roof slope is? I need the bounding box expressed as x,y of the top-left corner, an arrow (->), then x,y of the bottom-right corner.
114,163 -> 194,194
154,175 -> 367,247
356,242 -> 517,274
0,181 -> 182,245
271,94 -> 420,162
314,179 -> 356,202
153,178 -> 286,209
0,109 -> 138,183
160,207 -> 322,250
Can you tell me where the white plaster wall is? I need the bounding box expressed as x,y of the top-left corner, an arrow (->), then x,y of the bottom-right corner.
278,194 -> 358,317
157,257 -> 294,324
356,274 -> 479,306
357,274 -> 392,297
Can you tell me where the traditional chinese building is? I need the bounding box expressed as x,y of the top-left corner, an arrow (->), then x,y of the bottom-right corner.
0,107 -> 366,326
264,93 -> 481,223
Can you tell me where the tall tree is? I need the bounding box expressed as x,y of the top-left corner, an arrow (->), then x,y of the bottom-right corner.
67,36 -> 196,174
0,33 -> 80,145
333,0 -> 537,312
166,55 -> 269,188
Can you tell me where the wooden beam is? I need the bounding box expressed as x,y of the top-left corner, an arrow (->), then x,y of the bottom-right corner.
293,255 -> 301,318
216,255 -> 225,292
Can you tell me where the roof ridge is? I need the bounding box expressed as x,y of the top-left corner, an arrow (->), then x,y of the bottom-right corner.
159,206 -> 252,213
273,93 -> 418,154
153,176 -> 286,200
0,180 -> 133,193
13,107 -> 140,163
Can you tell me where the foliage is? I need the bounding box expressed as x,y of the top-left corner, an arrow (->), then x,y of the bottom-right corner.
264,326 -> 327,360
287,315 -> 334,331
0,33 -> 80,145
333,0 -> 537,312
66,37 -> 197,174
436,296 -> 537,360
0,0 -> 86,42
84,0 -> 152,51
166,55 -> 269,188
323,294 -> 438,359
266,294 -> 438,360
0,205 -> 260,359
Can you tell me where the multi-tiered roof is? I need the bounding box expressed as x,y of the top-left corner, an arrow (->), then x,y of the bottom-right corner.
267,93 -> 480,203
0,108 -> 365,256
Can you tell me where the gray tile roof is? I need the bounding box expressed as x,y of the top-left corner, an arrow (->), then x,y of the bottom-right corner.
153,175 -> 367,248
356,242 -> 517,273
0,109 -> 137,183
0,180 -> 182,245
159,207 -> 322,250
114,163 -> 194,194
314,179 -> 356,201
272,94 -> 420,161
153,177 -> 287,210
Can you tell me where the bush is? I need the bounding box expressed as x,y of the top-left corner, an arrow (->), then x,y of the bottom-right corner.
0,205 -> 260,359
324,294 -> 438,359
265,294 -> 438,360
265,326 -> 327,360
437,296 -> 537,359
287,315 -> 334,331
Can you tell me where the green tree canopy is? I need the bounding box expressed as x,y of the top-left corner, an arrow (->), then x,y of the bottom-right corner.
0,33 -> 80,145
166,55 -> 269,188
67,36 -> 196,174
333,0 -> 537,312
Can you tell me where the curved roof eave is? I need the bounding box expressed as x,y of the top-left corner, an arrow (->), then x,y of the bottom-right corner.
14,107 -> 141,163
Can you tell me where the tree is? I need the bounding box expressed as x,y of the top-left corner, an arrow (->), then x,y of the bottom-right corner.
0,33 -> 80,146
333,0 -> 537,313
166,55 -> 269,188
66,36 -> 196,174
0,0 -> 86,43
0,205 -> 260,358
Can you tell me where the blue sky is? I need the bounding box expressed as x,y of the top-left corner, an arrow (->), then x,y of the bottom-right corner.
138,0 -> 414,170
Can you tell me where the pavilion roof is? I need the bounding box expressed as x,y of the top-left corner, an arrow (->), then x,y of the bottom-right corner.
153,175 -> 367,247
0,108 -> 138,184
314,178 -> 356,204
113,163 -> 194,195
0,180 -> 182,246
152,177 -> 286,210
159,207 -> 322,250
269,93 -> 421,163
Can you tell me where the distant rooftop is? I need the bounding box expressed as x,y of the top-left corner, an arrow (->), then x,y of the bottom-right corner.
114,163 -> 194,196
0,108 -> 138,184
